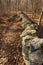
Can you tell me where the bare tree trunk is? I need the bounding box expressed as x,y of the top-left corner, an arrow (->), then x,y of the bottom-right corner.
39,12 -> 43,25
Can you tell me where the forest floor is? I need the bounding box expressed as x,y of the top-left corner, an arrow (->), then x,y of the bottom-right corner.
0,12 -> 25,65
0,12 -> 43,65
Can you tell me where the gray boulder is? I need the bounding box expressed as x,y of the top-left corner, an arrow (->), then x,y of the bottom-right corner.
20,12 -> 43,65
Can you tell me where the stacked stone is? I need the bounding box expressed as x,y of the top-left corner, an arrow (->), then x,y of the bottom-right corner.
20,12 -> 43,65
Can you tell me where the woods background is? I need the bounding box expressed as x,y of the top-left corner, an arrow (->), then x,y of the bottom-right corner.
0,0 -> 43,15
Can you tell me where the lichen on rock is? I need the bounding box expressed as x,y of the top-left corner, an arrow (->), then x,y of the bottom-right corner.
20,12 -> 43,65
